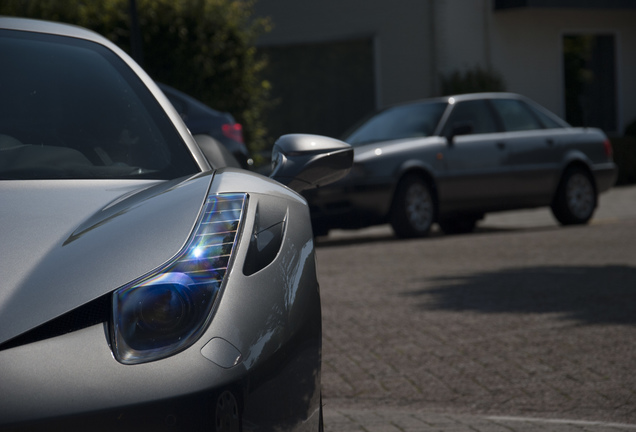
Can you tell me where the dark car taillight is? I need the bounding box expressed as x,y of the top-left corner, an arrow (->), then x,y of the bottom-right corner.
603,138 -> 613,158
222,123 -> 244,143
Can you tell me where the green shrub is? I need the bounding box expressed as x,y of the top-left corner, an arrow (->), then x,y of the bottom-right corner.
0,0 -> 272,154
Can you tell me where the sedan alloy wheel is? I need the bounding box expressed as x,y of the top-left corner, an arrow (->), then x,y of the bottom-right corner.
551,167 -> 597,225
567,172 -> 595,220
391,175 -> 434,237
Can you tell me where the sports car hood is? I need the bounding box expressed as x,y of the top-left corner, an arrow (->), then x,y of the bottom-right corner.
0,174 -> 212,345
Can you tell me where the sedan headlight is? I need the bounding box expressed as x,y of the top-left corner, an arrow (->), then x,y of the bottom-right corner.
111,193 -> 247,364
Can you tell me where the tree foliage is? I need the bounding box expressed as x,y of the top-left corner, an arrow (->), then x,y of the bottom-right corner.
0,0 -> 272,152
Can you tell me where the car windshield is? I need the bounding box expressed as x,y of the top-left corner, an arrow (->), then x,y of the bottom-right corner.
0,29 -> 199,180
345,101 -> 447,146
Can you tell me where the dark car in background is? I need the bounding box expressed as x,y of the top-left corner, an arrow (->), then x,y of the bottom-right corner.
304,92 -> 617,237
0,17 -> 352,431
157,82 -> 252,169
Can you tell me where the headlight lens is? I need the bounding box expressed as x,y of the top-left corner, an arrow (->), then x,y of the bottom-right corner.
111,193 -> 247,364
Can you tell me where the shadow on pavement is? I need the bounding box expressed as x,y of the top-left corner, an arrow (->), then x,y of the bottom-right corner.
314,233 -> 400,248
404,265 -> 636,326
314,223 -> 566,248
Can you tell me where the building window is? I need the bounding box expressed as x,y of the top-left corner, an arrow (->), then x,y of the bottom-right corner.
563,34 -> 617,133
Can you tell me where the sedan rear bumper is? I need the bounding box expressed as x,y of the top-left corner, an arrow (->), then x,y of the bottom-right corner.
594,162 -> 619,193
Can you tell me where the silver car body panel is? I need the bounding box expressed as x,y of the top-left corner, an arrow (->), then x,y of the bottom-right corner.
0,168 -> 321,429
0,16 -> 326,431
0,176 -> 208,345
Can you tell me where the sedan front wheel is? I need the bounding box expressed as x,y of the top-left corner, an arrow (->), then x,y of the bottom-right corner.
390,175 -> 435,238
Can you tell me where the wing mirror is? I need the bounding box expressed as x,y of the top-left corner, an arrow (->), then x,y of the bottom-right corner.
269,134 -> 353,193
448,121 -> 474,143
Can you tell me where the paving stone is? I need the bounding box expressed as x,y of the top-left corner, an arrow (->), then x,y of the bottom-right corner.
318,186 -> 636,431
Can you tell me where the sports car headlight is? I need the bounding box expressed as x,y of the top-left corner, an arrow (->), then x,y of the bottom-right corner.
111,193 -> 247,364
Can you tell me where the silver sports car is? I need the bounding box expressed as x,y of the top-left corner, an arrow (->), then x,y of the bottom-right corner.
0,17 -> 352,431
305,93 -> 618,237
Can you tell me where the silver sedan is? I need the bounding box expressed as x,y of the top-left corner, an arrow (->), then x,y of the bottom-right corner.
305,93 -> 617,237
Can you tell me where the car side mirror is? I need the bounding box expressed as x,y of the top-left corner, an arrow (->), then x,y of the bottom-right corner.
449,122 -> 474,143
269,134 -> 353,193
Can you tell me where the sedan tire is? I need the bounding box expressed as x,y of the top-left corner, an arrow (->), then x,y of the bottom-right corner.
390,174 -> 435,238
551,166 -> 597,225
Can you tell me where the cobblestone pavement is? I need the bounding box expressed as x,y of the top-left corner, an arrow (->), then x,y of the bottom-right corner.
325,408 -> 636,432
316,185 -> 636,431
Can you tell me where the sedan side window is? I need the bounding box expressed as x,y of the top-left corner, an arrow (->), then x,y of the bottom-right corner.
491,99 -> 543,132
526,103 -> 566,129
441,100 -> 498,138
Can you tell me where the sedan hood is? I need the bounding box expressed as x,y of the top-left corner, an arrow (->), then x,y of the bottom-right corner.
0,174 -> 212,345
352,136 -> 443,163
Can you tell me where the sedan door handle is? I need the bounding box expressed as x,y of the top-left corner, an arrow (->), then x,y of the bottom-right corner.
546,139 -> 555,146
496,142 -> 506,150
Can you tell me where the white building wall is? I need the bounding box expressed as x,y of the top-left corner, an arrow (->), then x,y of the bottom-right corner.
254,1 -> 636,133
488,8 -> 636,132
433,0 -> 491,76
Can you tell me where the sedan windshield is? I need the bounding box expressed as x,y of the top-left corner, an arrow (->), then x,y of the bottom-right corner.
0,29 -> 199,180
345,101 -> 447,146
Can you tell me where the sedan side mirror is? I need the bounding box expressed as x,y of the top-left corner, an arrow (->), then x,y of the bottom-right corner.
269,134 -> 353,193
449,122 -> 474,143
